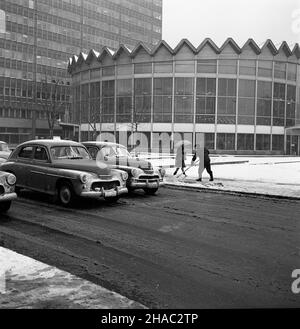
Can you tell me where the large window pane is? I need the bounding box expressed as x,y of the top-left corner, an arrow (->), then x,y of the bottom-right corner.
256,134 -> 270,150
274,62 -> 286,80
286,85 -> 296,126
175,60 -> 194,73
257,81 -> 272,125
273,82 -> 286,126
174,96 -> 193,123
217,133 -> 235,150
134,63 -> 152,74
102,66 -> 115,77
153,77 -> 172,122
154,77 -> 172,95
218,59 -> 237,74
238,79 -> 255,97
175,77 -> 194,95
237,134 -> 254,150
153,96 -> 172,122
196,78 -> 216,96
154,61 -> 173,73
258,61 -> 272,78
218,78 -> 236,97
287,63 -> 297,81
239,60 -> 256,76
117,79 -> 132,96
197,59 -> 217,73
272,135 -> 284,151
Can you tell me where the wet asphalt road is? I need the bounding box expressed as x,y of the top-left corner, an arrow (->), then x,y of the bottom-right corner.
0,187 -> 299,308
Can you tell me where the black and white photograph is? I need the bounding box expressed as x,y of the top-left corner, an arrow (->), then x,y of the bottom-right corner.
0,0 -> 299,320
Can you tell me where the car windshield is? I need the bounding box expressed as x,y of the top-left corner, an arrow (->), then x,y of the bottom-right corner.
51,146 -> 91,160
0,143 -> 9,152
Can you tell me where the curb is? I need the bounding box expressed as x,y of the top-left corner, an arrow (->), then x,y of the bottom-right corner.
163,183 -> 300,201
160,160 -> 249,169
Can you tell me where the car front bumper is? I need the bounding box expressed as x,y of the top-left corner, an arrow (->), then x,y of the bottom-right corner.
0,192 -> 17,202
129,178 -> 164,189
80,186 -> 128,199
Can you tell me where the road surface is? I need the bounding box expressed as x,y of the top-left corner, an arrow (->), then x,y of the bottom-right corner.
0,187 -> 299,308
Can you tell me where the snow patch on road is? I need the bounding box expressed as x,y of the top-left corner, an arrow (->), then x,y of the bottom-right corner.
0,247 -> 145,309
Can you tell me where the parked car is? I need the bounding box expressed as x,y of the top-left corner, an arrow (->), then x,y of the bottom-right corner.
0,140 -> 128,206
0,141 -> 11,160
0,171 -> 17,212
83,141 -> 165,195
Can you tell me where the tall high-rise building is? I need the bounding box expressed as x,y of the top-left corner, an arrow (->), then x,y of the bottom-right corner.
0,0 -> 162,144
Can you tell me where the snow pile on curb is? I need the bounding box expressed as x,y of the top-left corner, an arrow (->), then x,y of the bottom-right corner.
161,156 -> 300,199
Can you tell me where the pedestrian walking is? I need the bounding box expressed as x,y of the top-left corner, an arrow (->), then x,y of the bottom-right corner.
173,144 -> 187,176
191,144 -> 213,181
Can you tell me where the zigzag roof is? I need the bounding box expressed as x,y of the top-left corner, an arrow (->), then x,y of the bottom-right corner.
196,38 -> 220,53
219,37 -> 241,54
68,38 -> 300,73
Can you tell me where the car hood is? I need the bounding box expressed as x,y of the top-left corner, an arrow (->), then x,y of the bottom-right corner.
52,159 -> 111,176
104,156 -> 152,170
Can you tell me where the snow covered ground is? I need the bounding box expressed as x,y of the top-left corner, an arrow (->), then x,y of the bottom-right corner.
0,247 -> 145,309
139,154 -> 300,198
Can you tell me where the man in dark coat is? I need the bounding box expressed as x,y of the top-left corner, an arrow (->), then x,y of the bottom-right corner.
191,144 -> 213,182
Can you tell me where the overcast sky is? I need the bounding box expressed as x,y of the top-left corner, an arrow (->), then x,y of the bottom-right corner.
162,0 -> 300,49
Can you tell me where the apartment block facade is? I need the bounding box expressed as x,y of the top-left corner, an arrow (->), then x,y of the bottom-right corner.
0,0 -> 162,144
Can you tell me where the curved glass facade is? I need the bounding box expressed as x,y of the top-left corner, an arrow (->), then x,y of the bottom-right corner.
69,39 -> 300,154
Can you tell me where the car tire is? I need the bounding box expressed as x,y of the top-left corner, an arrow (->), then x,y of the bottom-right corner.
57,183 -> 74,206
0,201 -> 11,212
143,188 -> 158,195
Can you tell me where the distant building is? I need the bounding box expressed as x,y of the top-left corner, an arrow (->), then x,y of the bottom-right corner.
68,38 -> 300,155
0,0 -> 162,144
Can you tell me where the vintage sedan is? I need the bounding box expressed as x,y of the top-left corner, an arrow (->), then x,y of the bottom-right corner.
0,171 -> 17,212
83,141 -> 165,195
0,140 -> 128,206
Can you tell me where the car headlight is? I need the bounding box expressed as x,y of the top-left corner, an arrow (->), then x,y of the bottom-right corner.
6,174 -> 16,186
131,168 -> 143,178
80,173 -> 89,184
121,171 -> 128,181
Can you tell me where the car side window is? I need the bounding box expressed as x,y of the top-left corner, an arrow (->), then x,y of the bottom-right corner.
34,146 -> 49,162
18,146 -> 34,159
87,146 -> 99,160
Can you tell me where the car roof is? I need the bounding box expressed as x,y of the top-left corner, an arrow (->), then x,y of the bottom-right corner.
16,139 -> 84,148
83,141 -> 126,148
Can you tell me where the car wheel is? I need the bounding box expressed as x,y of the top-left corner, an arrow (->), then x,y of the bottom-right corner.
143,188 -> 158,195
0,201 -> 11,212
58,183 -> 74,206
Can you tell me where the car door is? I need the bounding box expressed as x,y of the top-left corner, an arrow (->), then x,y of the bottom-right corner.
31,145 -> 51,193
14,145 -> 34,188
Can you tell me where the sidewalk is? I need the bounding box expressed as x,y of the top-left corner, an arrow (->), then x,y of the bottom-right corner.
163,156 -> 300,199
0,247 -> 145,309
